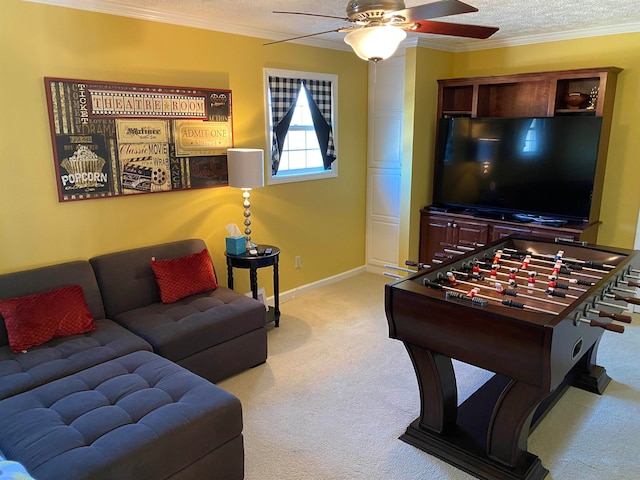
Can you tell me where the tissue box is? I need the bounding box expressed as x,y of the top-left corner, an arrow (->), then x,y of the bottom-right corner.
226,236 -> 246,255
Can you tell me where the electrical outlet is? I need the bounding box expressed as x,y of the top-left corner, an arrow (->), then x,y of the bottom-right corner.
295,256 -> 302,269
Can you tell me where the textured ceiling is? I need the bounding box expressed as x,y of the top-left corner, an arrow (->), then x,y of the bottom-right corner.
27,0 -> 640,51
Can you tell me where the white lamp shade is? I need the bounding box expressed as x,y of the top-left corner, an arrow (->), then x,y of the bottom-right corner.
227,148 -> 265,189
344,26 -> 407,62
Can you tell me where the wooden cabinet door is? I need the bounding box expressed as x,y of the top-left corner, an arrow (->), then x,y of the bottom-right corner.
456,221 -> 489,247
527,227 -> 579,242
422,216 -> 452,263
490,225 -> 532,242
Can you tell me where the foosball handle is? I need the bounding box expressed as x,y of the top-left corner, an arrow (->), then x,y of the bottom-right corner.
405,260 -> 430,270
613,294 -> 640,306
598,311 -> 633,324
590,319 -> 625,334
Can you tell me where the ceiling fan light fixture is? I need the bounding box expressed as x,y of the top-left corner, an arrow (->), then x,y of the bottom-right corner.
344,25 -> 407,62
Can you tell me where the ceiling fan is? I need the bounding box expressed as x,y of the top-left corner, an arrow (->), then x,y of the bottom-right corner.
266,0 -> 498,62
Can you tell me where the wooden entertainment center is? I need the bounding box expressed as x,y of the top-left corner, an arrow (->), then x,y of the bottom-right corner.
420,67 -> 621,265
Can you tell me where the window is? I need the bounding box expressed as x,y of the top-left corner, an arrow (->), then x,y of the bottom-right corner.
522,118 -> 540,154
264,69 -> 338,184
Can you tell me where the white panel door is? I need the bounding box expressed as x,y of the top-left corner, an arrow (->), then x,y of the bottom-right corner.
366,55 -> 405,269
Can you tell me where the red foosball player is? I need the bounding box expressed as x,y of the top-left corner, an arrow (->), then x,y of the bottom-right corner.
467,287 -> 480,298
490,264 -> 499,279
547,275 -> 557,295
472,262 -> 480,275
508,268 -> 518,282
521,255 -> 531,269
527,271 -> 537,290
446,272 -> 457,286
495,282 -> 504,294
493,250 -> 503,265
552,260 -> 562,276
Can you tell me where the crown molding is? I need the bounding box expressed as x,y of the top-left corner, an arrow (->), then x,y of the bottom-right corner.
23,0 -> 352,52
24,0 -> 640,55
413,22 -> 640,53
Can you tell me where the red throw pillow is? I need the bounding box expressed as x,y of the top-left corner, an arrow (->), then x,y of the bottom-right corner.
150,248 -> 218,304
0,285 -> 97,353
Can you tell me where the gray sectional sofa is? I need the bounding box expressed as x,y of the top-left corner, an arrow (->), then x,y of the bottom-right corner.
0,239 -> 267,480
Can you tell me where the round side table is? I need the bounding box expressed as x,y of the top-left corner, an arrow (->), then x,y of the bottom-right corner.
225,245 -> 280,327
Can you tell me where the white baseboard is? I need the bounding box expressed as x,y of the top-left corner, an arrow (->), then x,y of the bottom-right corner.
262,266 -> 368,304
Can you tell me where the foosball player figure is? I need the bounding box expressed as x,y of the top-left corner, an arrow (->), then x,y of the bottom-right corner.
521,254 -> 531,269
467,287 -> 480,298
493,250 -> 503,265
472,262 -> 481,275
495,282 -> 504,294
508,268 -> 518,283
547,275 -> 557,295
527,271 -> 537,291
554,250 -> 565,262
490,264 -> 499,279
552,260 -> 562,276
446,272 -> 457,286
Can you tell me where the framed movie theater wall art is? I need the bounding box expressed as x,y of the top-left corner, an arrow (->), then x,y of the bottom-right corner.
44,77 -> 233,202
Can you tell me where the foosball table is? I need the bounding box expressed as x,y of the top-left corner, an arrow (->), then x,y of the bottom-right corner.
384,236 -> 639,480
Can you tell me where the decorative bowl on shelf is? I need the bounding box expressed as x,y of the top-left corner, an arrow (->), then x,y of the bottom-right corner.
564,92 -> 589,109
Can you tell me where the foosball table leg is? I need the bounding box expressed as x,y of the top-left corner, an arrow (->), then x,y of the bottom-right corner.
570,337 -> 611,394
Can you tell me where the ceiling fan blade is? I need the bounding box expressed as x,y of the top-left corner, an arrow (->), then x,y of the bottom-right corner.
264,27 -> 353,46
390,0 -> 478,22
407,20 -> 498,39
273,11 -> 349,21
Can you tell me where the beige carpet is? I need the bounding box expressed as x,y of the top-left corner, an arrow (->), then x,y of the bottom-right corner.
219,272 -> 640,480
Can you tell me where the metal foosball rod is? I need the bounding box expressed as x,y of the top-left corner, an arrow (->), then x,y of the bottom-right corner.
384,264 -> 419,274
610,285 -> 637,295
447,275 -> 570,308
487,257 -> 589,292
438,284 -> 557,315
594,298 -> 630,310
473,266 -> 579,300
620,279 -> 640,288
500,249 -> 610,275
501,247 -> 616,271
481,253 -> 598,285
448,269 -> 573,305
491,251 -> 604,280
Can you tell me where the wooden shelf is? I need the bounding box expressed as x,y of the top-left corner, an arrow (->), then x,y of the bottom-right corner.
554,108 -> 597,115
437,67 -> 620,119
432,67 -> 621,228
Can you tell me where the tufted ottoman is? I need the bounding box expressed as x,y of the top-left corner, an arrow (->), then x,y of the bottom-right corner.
0,350 -> 243,480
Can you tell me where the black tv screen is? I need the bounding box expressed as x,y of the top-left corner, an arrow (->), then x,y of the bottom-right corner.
433,116 -> 603,222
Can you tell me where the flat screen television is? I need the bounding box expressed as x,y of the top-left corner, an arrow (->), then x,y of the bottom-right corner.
433,116 -> 603,223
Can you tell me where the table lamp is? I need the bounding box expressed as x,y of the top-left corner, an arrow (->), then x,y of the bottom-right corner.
227,148 -> 265,250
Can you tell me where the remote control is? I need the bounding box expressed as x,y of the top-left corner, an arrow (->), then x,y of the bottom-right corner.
265,248 -> 272,255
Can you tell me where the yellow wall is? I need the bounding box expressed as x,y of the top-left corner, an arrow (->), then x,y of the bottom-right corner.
401,47 -> 454,262
0,0 -> 368,296
1,0 -> 638,297
407,33 -> 640,253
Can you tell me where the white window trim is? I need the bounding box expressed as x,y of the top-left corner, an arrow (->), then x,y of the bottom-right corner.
264,68 -> 338,185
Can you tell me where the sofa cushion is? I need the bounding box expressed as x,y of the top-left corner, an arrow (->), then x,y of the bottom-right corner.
0,350 -> 243,480
150,248 -> 218,304
0,319 -> 152,401
113,287 -> 266,362
0,261 -> 106,349
90,239 -> 214,319
0,285 -> 97,353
